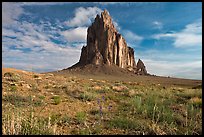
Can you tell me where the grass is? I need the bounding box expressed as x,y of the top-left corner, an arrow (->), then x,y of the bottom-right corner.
2,112 -> 54,135
10,85 -> 17,92
33,100 -> 43,107
192,84 -> 202,89
2,71 -> 202,135
78,129 -> 90,135
31,84 -> 39,92
3,94 -> 30,107
52,96 -> 61,105
76,112 -> 86,124
4,72 -> 19,82
38,95 -> 45,100
79,92 -> 97,102
59,115 -> 71,126
108,117 -> 140,130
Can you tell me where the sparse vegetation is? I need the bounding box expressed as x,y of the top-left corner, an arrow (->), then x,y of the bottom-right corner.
52,96 -> 61,105
2,68 -> 202,135
108,116 -> 140,130
79,92 -> 96,102
38,95 -> 45,100
76,112 -> 86,124
33,75 -> 39,78
4,72 -> 19,82
10,85 -> 17,92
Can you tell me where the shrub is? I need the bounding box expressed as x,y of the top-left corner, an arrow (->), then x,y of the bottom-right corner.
76,112 -> 86,124
52,96 -> 61,105
33,75 -> 39,78
33,100 -> 43,107
189,97 -> 202,108
60,115 -> 71,126
4,72 -> 19,82
39,96 -> 45,100
79,92 -> 96,102
10,85 -> 17,92
31,84 -> 39,92
4,72 -> 14,77
50,113 -> 61,125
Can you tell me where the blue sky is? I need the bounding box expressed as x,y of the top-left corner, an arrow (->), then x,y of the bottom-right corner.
2,2 -> 202,80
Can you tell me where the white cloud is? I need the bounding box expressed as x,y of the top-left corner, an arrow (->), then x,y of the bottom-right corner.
65,7 -> 102,27
2,2 -> 24,26
2,20 -> 83,72
60,27 -> 87,43
152,19 -> 202,48
153,21 -> 163,30
122,30 -> 143,44
143,59 -> 202,80
135,49 -> 202,80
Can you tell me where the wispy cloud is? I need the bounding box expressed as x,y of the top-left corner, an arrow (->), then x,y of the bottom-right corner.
153,21 -> 163,30
2,20 -> 82,72
122,30 -> 143,47
2,2 -> 24,26
152,19 -> 202,48
64,7 -> 102,27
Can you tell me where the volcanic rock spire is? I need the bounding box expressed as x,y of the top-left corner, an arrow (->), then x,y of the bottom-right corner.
71,9 -> 148,75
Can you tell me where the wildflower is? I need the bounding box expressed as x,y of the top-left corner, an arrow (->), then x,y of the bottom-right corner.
97,98 -> 100,104
108,105 -> 112,111
99,106 -> 103,116
102,95 -> 105,101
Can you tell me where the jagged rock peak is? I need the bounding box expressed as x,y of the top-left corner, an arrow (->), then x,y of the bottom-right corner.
70,9 -> 148,75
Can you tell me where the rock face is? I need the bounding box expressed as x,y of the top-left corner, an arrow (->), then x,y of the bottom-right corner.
71,9 -> 148,75
136,59 -> 148,75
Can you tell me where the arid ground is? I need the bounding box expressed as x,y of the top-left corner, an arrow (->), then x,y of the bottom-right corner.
2,67 -> 202,135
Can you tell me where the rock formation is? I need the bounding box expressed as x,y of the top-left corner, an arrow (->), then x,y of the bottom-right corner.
136,59 -> 148,75
70,9 -> 148,75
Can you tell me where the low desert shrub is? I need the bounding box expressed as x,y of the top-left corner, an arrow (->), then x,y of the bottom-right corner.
76,112 -> 86,124
52,96 -> 61,105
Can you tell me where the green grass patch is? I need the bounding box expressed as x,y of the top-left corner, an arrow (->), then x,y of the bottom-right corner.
79,92 -> 96,102
3,94 -> 30,107
52,96 -> 61,105
38,95 -> 45,100
78,129 -> 90,135
108,117 -> 141,130
10,85 -> 17,92
76,112 -> 86,124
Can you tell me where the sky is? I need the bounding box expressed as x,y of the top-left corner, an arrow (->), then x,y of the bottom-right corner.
2,2 -> 202,80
